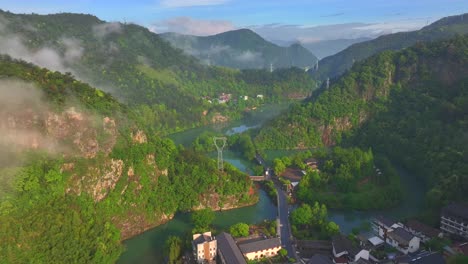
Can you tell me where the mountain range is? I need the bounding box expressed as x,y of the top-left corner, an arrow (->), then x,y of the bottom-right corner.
311,13 -> 468,81
161,29 -> 318,69
0,10 -> 315,133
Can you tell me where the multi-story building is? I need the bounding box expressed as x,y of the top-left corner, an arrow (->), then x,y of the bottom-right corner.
193,231 -> 217,263
372,216 -> 420,254
440,203 -> 468,239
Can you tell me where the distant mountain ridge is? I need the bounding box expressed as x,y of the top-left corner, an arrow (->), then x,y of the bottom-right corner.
300,37 -> 372,59
160,29 -> 318,69
0,10 -> 315,133
311,13 -> 468,81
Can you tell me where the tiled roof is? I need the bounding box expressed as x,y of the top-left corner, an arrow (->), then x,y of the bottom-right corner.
332,235 -> 356,255
405,219 -> 440,238
217,232 -> 247,264
307,254 -> 333,264
388,227 -> 414,245
374,216 -> 395,228
238,237 -> 281,254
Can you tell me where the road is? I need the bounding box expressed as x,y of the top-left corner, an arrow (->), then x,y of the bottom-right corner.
275,183 -> 299,261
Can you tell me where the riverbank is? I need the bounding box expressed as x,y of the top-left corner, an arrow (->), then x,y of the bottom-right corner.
117,189 -> 277,264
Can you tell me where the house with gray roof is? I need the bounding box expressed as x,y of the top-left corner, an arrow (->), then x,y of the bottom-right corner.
404,219 -> 442,243
332,235 -> 370,263
386,227 -> 420,254
216,232 -> 247,264
238,237 -> 281,261
307,254 -> 333,264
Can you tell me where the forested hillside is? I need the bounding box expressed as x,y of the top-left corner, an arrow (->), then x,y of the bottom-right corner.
0,10 -> 315,133
161,29 -> 318,69
0,56 -> 255,263
311,13 -> 468,81
255,35 -> 468,216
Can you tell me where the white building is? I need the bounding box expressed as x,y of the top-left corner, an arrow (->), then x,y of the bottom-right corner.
440,203 -> 468,240
193,231 -> 217,263
386,227 -> 420,254
238,237 -> 281,260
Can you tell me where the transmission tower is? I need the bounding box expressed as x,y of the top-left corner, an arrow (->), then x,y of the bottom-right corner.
213,137 -> 227,171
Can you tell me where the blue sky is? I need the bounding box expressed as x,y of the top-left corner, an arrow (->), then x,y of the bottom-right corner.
1,0 -> 467,42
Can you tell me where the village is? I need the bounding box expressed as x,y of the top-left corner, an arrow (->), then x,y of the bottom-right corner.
190,156 -> 468,264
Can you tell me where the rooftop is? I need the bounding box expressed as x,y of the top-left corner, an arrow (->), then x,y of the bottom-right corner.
307,254 -> 333,264
280,167 -> 304,182
368,236 -> 384,246
217,232 -> 247,264
374,216 -> 395,228
405,219 -> 440,238
442,203 -> 468,221
193,232 -> 213,246
388,227 -> 415,245
238,237 -> 281,254
332,235 -> 357,256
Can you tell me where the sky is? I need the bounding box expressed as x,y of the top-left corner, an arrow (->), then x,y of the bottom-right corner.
0,0 -> 467,43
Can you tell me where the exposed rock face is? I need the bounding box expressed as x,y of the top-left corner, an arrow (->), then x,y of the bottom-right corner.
211,112 -> 229,123
114,212 -> 174,240
194,191 -> 258,211
0,106 -> 118,157
131,130 -> 147,144
67,159 -> 124,201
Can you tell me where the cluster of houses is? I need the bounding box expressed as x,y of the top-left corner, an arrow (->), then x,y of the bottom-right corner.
295,203 -> 468,264
202,93 -> 264,104
192,231 -> 281,264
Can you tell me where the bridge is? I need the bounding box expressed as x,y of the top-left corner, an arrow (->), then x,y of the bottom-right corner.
249,175 -> 266,181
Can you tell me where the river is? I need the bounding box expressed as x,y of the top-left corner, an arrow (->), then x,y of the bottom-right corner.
118,104 -> 289,264
118,103 -> 426,263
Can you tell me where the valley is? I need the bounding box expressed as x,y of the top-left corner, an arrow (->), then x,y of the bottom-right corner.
0,4 -> 467,264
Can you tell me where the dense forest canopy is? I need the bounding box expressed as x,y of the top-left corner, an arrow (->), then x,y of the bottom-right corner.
0,56 -> 255,262
255,35 -> 468,218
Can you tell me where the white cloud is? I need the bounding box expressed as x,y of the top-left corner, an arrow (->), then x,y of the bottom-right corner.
235,50 -> 261,62
250,18 -> 432,45
92,22 -> 122,38
354,19 -> 430,35
152,16 -> 236,36
160,0 -> 229,8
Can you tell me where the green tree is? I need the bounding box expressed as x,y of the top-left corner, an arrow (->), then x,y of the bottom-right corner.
273,158 -> 286,175
278,248 -> 288,258
166,236 -> 183,264
290,204 -> 312,226
191,208 -> 215,232
325,222 -> 340,236
229,223 -> 250,237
